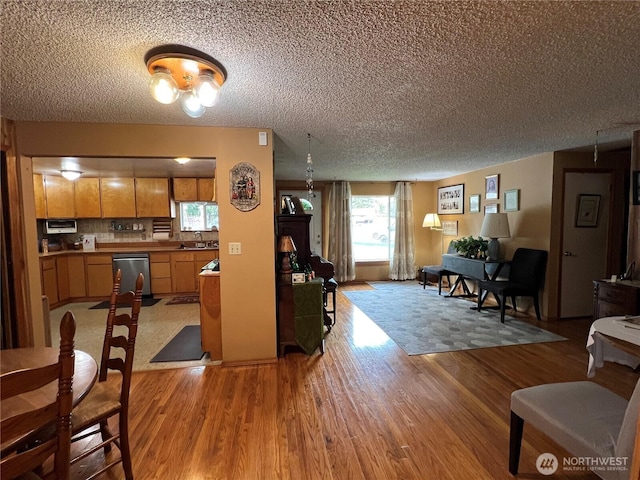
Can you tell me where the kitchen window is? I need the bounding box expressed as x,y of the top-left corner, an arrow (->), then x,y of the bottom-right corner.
351,195 -> 395,261
180,202 -> 219,231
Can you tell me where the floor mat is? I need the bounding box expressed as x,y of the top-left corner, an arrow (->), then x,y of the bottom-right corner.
89,297 -> 161,309
150,325 -> 204,362
166,295 -> 200,305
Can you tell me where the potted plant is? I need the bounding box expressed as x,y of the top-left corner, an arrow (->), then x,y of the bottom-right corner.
451,236 -> 488,259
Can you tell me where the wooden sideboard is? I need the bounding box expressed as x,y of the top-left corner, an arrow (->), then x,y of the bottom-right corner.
593,279 -> 640,319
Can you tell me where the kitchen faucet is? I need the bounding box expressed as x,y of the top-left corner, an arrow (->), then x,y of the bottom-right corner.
194,231 -> 204,248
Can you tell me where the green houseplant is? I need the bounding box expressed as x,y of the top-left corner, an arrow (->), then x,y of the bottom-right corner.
451,236 -> 488,259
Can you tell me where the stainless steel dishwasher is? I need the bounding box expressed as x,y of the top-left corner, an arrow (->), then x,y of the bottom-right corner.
112,253 -> 151,296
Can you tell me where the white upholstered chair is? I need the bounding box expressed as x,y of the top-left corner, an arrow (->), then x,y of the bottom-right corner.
509,379 -> 640,479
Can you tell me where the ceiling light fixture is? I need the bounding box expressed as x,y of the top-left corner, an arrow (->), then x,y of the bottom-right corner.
174,157 -> 191,165
306,133 -> 314,198
145,45 -> 227,119
60,170 -> 82,181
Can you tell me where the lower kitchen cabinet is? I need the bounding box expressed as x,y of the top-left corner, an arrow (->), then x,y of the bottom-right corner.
56,256 -> 70,302
86,254 -> 113,297
171,252 -> 197,293
41,258 -> 59,305
150,253 -> 172,294
67,255 -> 87,298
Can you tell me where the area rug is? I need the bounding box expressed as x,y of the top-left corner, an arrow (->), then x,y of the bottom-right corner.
165,295 -> 200,305
150,325 -> 204,362
89,297 -> 161,309
342,282 -> 566,355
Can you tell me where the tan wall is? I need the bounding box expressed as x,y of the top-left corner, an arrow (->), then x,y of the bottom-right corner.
15,122 -> 277,363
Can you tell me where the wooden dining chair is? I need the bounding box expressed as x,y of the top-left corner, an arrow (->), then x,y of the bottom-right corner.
69,269 -> 143,480
0,310 -> 76,480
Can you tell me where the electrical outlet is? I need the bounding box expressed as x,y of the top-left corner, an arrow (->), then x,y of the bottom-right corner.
229,242 -> 242,255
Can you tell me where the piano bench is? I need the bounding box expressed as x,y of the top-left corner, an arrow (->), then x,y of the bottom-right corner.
323,277 -> 338,328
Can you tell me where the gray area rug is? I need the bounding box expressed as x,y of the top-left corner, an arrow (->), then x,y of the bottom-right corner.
343,282 -> 566,355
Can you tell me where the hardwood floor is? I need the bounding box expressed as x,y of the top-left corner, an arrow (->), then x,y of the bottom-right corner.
73,281 -> 638,479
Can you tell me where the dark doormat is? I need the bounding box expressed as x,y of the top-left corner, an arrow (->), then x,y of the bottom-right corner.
165,295 -> 200,305
150,325 -> 204,363
89,297 -> 161,309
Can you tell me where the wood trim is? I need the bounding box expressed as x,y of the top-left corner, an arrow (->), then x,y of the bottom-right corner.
1,119 -> 33,346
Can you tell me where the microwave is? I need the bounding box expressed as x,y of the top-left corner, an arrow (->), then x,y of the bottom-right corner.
44,219 -> 77,234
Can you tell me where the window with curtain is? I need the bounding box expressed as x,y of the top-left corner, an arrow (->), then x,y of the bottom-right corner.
350,195 -> 396,261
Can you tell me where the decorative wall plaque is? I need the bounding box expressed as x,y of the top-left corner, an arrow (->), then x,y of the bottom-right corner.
229,162 -> 260,212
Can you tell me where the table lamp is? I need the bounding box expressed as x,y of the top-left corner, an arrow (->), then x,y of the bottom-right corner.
278,235 -> 297,274
480,212 -> 510,260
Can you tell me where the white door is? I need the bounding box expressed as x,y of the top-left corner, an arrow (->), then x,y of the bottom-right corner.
560,172 -> 611,318
280,190 -> 323,255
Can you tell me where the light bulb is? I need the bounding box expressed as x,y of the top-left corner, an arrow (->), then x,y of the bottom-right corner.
180,89 -> 205,118
195,71 -> 221,107
149,68 -> 179,104
60,170 -> 82,181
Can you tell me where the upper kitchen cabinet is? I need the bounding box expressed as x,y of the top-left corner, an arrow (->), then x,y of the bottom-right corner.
135,178 -> 175,218
100,178 -> 136,218
33,173 -> 46,219
44,175 -> 75,218
173,177 -> 216,202
74,177 -> 102,218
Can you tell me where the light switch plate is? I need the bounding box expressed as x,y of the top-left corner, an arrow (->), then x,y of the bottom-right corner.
258,131 -> 268,146
229,242 -> 241,255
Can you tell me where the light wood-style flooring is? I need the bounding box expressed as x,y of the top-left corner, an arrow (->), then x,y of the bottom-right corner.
73,282 -> 639,479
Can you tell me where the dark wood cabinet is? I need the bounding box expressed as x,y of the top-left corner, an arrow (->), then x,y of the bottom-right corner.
276,214 -> 312,267
593,280 -> 640,319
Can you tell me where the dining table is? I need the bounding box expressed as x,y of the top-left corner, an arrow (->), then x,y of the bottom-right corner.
586,316 -> 640,378
0,347 -> 98,454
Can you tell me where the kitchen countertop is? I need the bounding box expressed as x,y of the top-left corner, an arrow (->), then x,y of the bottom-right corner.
39,245 -> 219,257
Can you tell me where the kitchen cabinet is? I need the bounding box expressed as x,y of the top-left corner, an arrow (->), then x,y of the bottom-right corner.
56,256 -> 70,302
150,253 -> 172,294
169,251 -> 218,293
593,280 -> 640,319
41,257 -> 59,305
101,178 -> 136,218
135,178 -> 174,218
74,178 -> 102,218
86,254 -> 114,297
67,255 -> 87,298
44,175 -> 75,218
172,177 -> 216,202
33,173 -> 46,219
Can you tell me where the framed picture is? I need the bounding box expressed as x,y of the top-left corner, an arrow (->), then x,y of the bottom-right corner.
485,174 -> 499,200
469,194 -> 481,213
442,220 -> 458,236
504,189 -> 519,212
633,170 -> 640,206
484,204 -> 498,214
575,194 -> 600,227
230,162 -> 260,212
437,184 -> 464,215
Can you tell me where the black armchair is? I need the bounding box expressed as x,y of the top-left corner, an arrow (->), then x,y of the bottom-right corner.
477,248 -> 548,323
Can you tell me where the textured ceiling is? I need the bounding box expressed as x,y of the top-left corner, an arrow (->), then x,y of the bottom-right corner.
1,1 -> 639,181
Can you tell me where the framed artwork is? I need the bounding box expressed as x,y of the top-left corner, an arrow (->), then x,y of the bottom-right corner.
633,171 -> 640,206
504,189 -> 520,212
575,194 -> 600,227
442,220 -> 458,236
469,194 -> 481,213
229,162 -> 260,212
484,204 -> 498,214
437,184 -> 464,215
485,174 -> 499,200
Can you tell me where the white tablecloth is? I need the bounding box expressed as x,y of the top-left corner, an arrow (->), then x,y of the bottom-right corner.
586,316 -> 640,378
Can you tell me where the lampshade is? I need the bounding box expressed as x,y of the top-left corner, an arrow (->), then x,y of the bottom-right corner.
145,45 -> 227,118
480,213 -> 510,239
480,212 -> 510,260
278,235 -> 297,253
60,170 -> 82,181
422,213 -> 442,229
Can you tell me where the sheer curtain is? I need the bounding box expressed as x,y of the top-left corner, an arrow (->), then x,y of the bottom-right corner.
328,182 -> 356,282
389,181 -> 416,280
